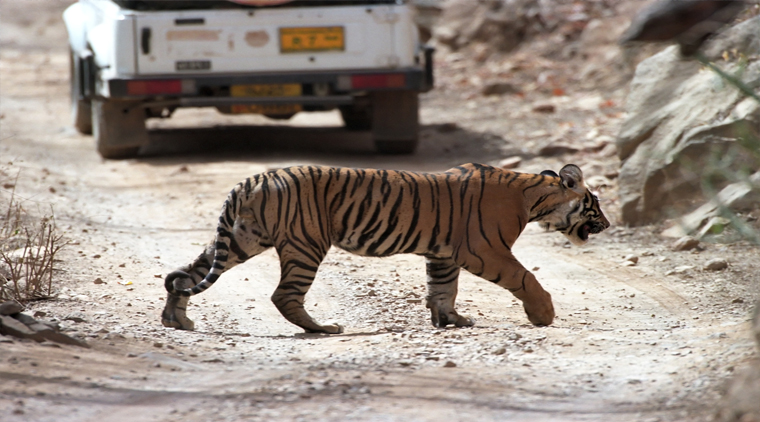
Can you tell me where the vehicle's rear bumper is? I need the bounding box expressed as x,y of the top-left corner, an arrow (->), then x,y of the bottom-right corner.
105,67 -> 432,104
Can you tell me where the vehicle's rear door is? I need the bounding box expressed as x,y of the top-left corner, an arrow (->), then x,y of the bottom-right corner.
133,5 -> 406,75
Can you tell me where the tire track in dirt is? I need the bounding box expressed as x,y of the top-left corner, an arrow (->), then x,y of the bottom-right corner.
554,250 -> 691,319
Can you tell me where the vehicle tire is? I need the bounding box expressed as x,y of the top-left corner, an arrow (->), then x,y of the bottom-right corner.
69,48 -> 92,134
91,99 -> 148,159
339,104 -> 372,131
371,90 -> 419,154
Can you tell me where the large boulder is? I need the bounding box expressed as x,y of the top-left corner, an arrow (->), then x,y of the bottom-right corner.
431,0 -> 614,54
432,0 -> 545,52
616,16 -> 760,225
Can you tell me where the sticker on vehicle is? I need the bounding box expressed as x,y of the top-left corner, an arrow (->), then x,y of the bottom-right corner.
176,60 -> 211,71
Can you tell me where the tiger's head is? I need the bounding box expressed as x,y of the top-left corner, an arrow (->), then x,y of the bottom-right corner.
537,164 -> 610,246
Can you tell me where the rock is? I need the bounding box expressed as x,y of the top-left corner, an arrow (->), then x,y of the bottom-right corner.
93,277 -> 105,284
620,0 -> 747,56
624,255 -> 639,264
432,0 -> 545,53
538,143 -> 578,156
493,347 -> 507,355
436,122 -> 458,133
532,103 -> 556,114
64,313 -> 88,323
0,301 -> 22,316
39,320 -> 60,331
443,361 -> 457,368
597,143 -> 618,158
662,172 -> 760,238
672,236 -> 699,251
585,175 -> 612,190
716,361 -> 760,422
482,82 -> 519,96
704,258 -> 728,271
432,25 -> 457,46
666,265 -> 695,276
498,156 -> 522,169
0,312 -> 89,348
14,313 -> 89,348
0,315 -> 36,338
105,332 -> 125,340
616,16 -> 760,225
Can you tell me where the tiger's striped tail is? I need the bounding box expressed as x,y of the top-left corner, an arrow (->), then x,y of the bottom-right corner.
165,186 -> 240,297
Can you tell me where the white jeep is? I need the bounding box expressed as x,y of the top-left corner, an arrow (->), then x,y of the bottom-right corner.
63,0 -> 433,158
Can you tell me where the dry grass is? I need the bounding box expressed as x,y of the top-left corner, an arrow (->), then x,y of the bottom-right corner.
0,170 -> 67,302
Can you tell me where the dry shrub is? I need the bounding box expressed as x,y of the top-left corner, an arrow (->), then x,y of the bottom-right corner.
0,170 -> 67,302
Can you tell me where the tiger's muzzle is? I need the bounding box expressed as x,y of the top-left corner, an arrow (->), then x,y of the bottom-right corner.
578,219 -> 610,242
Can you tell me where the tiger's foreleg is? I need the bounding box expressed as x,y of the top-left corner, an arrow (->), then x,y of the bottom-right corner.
161,246 -> 214,330
459,248 -> 554,326
271,243 -> 343,334
425,257 -> 475,328
492,254 -> 554,326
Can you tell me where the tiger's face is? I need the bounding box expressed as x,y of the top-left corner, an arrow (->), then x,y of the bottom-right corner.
552,190 -> 609,246
538,165 -> 610,246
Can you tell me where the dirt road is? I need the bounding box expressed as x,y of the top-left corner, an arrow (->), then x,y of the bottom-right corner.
1,1 -> 758,421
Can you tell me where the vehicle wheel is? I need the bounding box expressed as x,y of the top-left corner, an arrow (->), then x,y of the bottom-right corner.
371,90 -> 419,154
339,104 -> 372,131
69,48 -> 92,134
91,99 -> 148,159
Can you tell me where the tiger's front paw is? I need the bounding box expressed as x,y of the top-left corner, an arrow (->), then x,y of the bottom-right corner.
523,298 -> 555,327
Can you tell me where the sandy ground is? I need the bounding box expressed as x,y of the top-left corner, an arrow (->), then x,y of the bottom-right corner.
1,1 -> 759,421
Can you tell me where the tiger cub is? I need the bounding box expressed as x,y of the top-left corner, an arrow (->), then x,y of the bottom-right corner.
162,163 -> 609,333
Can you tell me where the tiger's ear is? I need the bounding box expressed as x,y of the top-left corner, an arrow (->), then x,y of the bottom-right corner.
559,164 -> 585,194
540,170 -> 559,177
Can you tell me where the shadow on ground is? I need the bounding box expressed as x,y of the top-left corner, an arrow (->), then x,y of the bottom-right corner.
137,123 -> 524,171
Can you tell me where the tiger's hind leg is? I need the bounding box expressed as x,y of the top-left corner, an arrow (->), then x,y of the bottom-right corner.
162,211 -> 272,330
425,257 -> 474,328
162,270 -> 198,330
161,246 -> 215,330
271,242 -> 343,334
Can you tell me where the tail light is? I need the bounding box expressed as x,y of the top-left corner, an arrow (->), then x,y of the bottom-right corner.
127,79 -> 194,95
339,73 -> 407,90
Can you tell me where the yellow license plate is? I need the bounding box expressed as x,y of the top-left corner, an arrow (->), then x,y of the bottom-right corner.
279,26 -> 344,53
231,83 -> 302,97
230,104 -> 302,115
230,83 -> 302,114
